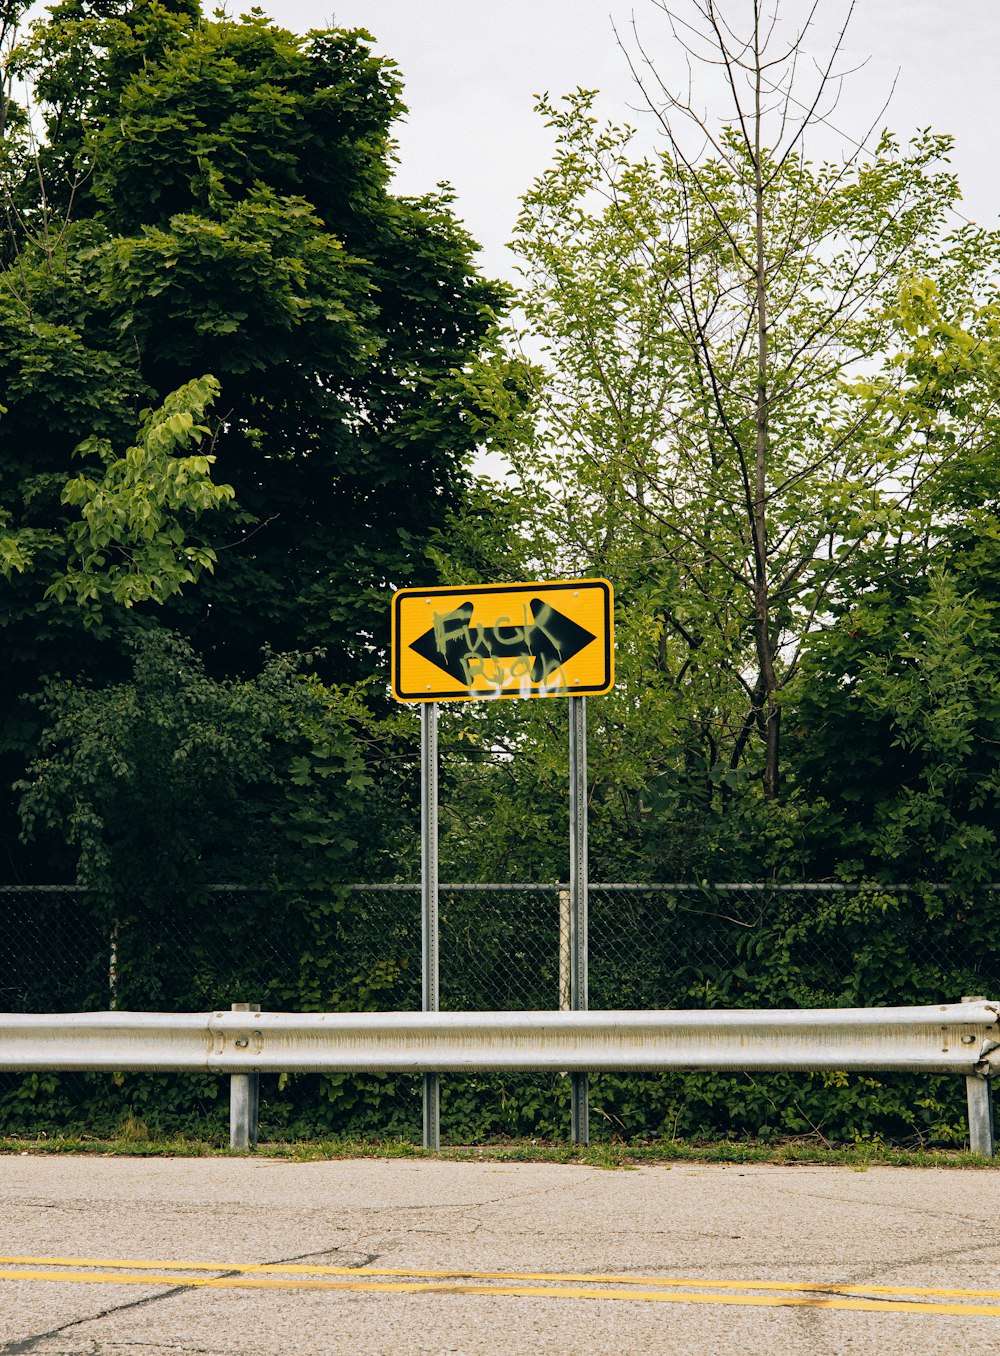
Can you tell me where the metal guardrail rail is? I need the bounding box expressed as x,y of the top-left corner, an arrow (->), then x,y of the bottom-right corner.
1,1002 -> 997,1156
1,1004 -> 998,1075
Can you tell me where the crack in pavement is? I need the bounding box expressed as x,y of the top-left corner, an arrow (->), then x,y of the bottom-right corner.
340,1175 -> 582,1220
742,1178 -> 996,1232
356,1195 -> 540,1213
7,1343 -> 234,1356
8,1205 -> 96,1215
0,1281 -> 202,1356
0,1244 -> 381,1356
836,1237 -> 1000,1287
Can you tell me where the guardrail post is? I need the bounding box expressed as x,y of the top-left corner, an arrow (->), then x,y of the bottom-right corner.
229,1002 -> 260,1152
962,996 -> 995,1158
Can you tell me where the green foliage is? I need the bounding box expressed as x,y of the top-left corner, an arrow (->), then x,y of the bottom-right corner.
16,628 -> 398,892
0,2 -> 517,672
0,0 -> 522,882
43,374 -> 232,611
1,1 -> 515,656
410,29 -> 1000,881
502,49 -> 1000,841
792,571 -> 1000,885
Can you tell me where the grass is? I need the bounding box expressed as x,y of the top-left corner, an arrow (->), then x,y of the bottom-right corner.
0,1131 -> 995,1169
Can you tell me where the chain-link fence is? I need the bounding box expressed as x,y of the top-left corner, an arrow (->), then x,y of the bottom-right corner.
2,881 -> 998,1143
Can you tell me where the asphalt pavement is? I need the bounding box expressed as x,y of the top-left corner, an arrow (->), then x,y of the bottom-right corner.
2,1154 -> 999,1354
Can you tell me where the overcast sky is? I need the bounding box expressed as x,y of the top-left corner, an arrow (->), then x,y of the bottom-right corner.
256,0 -> 1000,283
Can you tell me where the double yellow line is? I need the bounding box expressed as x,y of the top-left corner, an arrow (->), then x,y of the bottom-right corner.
2,1255 -> 998,1317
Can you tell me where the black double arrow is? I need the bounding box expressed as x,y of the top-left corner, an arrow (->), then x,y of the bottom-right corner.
409,598 -> 596,687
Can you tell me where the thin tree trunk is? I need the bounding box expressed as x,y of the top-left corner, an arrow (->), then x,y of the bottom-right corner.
751,6 -> 780,799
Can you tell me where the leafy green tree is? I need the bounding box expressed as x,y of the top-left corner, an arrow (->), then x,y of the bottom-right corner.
787,283 -> 1000,883
17,627 -> 402,893
509,5 -> 1000,825
792,570 -> 1000,885
0,1 -> 518,880
2,373 -> 232,610
2,1 -> 511,667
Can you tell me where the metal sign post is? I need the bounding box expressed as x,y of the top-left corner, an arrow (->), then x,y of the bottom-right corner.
569,695 -> 589,1145
421,701 -> 440,1149
392,578 -> 613,1152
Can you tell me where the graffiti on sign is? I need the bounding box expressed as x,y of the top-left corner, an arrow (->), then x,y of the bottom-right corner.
391,579 -> 614,702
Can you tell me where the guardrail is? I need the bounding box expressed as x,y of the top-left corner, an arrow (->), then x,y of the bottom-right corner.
1,1002 -> 996,1154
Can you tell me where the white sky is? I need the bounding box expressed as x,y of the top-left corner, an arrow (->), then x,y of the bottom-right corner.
258,0 -> 1000,283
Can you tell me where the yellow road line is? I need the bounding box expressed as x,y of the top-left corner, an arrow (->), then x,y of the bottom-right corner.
1,1256 -> 999,1302
1,1268 -> 1000,1317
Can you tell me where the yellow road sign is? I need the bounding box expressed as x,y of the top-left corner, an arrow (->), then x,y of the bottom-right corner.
391,579 -> 614,702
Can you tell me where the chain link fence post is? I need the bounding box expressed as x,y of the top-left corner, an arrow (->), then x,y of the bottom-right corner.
558,889 -> 571,1011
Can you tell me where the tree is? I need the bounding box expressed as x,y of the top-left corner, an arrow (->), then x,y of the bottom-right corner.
0,1 -> 519,880
14,626 -> 417,1026
509,0 -> 1000,818
1,373 -> 232,612
788,283 -> 1000,882
17,628 -> 394,893
791,568 -> 1000,885
2,2 -> 513,673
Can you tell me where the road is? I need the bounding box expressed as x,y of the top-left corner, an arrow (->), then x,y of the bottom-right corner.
1,1155 -> 999,1354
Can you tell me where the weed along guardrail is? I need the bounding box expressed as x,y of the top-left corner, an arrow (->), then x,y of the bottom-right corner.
1,1000 -> 997,1156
